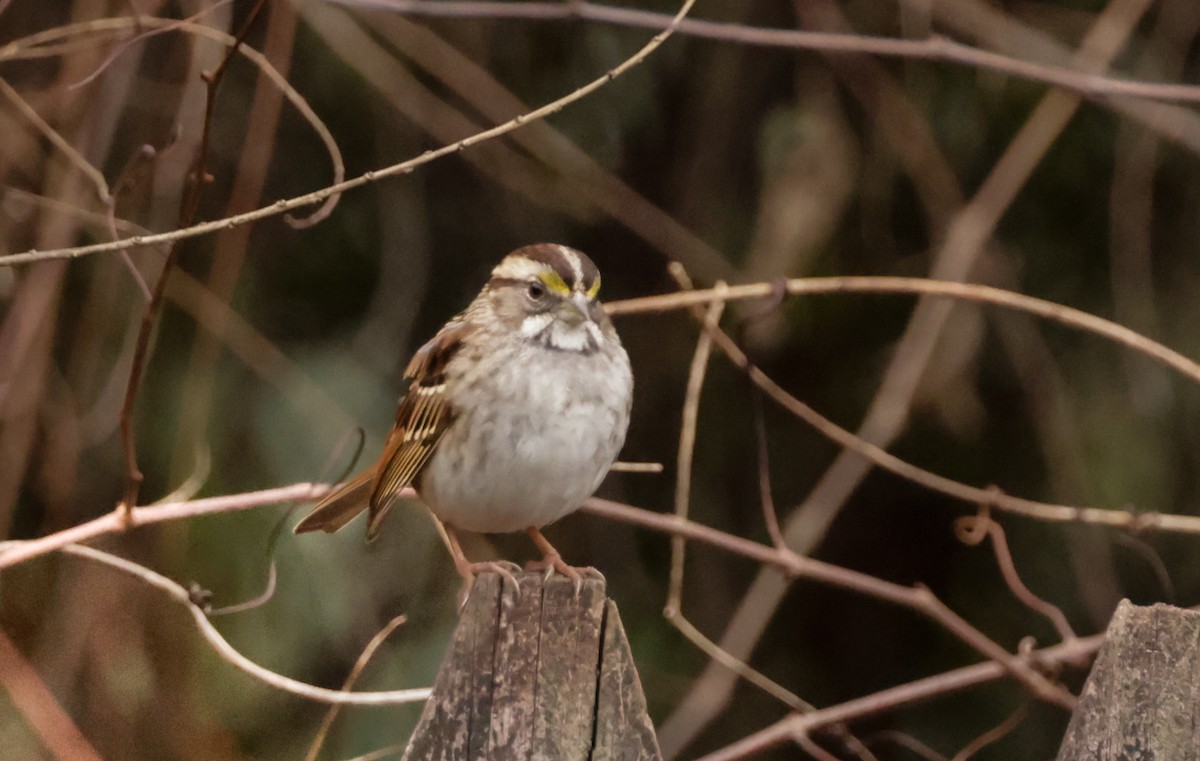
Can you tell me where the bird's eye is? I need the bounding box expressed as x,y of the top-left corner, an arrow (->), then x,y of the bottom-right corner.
527,281 -> 546,300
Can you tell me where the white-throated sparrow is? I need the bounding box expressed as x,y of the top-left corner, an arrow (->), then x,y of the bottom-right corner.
295,244 -> 633,589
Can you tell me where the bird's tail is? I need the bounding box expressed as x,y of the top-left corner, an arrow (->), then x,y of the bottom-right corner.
293,470 -> 374,534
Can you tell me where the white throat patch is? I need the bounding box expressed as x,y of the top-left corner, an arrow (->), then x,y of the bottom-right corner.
521,313 -> 602,352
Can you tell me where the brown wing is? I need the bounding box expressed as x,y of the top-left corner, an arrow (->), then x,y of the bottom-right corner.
364,317 -> 467,539
293,469 -> 374,534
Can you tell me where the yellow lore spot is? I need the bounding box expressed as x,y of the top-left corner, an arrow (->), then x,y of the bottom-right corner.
587,276 -> 601,299
537,270 -> 571,295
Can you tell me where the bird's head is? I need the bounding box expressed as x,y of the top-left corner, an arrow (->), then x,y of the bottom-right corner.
484,244 -> 609,353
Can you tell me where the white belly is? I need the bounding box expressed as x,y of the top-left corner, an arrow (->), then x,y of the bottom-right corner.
417,340 -> 631,534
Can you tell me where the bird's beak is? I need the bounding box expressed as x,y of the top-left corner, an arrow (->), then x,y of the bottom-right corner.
558,293 -> 592,326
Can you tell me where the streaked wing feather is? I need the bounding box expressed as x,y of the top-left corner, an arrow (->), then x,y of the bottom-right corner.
293,470 -> 374,534
365,318 -> 467,539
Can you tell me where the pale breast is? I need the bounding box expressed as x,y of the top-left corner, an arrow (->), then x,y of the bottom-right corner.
417,337 -> 632,534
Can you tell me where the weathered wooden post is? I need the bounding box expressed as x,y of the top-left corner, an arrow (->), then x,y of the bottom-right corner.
402,571 -> 662,760
1057,600 -> 1200,759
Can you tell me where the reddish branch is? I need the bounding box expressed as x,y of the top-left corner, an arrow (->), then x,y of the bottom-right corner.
117,0 -> 269,514
583,498 -> 1077,708
693,634 -> 1102,761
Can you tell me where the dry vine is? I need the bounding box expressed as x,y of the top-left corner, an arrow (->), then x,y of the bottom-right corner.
3,1 -> 1199,759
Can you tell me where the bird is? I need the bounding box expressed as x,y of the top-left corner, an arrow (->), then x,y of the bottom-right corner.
294,244 -> 633,595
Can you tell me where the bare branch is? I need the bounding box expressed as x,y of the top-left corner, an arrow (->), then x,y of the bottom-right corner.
2,481 -> 1081,708
327,0 -> 1200,105
692,635 -> 1102,761
0,482 -> 340,570
611,279 -> 1200,537
955,512 -> 1076,642
105,143 -> 161,301
0,630 -> 106,761
116,0 -> 271,514
608,461 -> 664,473
0,0 -> 699,267
68,0 -> 235,90
305,615 -> 410,761
666,273 -> 725,617
52,545 -> 429,706
665,613 -> 813,714
949,703 -> 1028,761
0,75 -> 109,202
607,278 -> 1200,388
582,498 -> 1077,708
653,271 -> 828,727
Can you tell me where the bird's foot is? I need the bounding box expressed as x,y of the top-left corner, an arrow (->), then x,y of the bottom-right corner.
524,554 -> 602,596
455,560 -> 522,611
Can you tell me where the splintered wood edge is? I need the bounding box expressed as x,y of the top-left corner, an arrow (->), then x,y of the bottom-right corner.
402,572 -> 661,760
594,600 -> 663,760
1056,600 -> 1200,760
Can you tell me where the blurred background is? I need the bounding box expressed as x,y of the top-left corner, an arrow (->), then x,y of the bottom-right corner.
3,0 -> 1200,758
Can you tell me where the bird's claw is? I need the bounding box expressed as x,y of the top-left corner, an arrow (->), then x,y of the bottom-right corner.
525,555 -> 601,597
455,560 -> 523,611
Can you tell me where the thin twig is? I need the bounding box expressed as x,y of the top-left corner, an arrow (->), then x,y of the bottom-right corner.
0,75 -> 109,202
1111,532 -> 1175,604
665,272 -> 725,617
609,461 -> 664,473
0,482 -> 339,570
54,545 -> 429,706
1,482 -> 1075,706
752,393 -> 787,551
152,442 -> 212,505
4,15 -> 343,231
723,277 -> 791,549
5,472 -> 1195,581
606,278 -> 1200,388
208,562 -> 277,616
793,733 -> 842,761
0,0 -> 699,267
105,143 -> 160,301
667,610 -> 814,714
655,275 -> 813,716
862,731 -> 948,761
117,0 -> 270,515
326,0 -> 1200,104
68,0 -> 235,89
664,1 -> 1157,750
304,615 -> 409,761
692,635 -> 1102,761
949,703 -> 1028,761
582,498 -> 1077,708
955,512 -> 1076,642
610,278 -> 1200,533
657,271 -> 833,725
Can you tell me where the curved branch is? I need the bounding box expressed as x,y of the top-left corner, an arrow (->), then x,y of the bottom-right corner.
0,483 -> 340,569
691,633 -> 1103,761
0,0 -> 698,266
330,0 -> 1200,104
581,498 -> 1077,708
55,545 -> 429,705
606,277 -> 1200,388
1,15 -> 344,228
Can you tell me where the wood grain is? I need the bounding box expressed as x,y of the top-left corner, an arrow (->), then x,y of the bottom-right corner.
1057,600 -> 1200,760
403,572 -> 662,760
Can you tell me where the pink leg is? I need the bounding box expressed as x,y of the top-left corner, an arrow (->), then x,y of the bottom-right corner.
442,522 -> 520,607
524,527 -> 602,593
